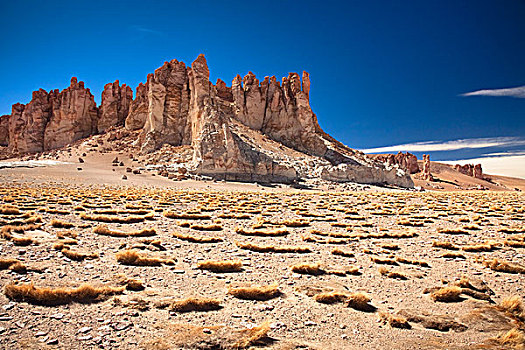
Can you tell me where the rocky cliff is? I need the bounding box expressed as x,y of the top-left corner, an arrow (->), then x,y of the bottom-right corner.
2,54 -> 414,187
454,163 -> 483,179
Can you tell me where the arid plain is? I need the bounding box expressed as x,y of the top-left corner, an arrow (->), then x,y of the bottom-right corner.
0,157 -> 524,350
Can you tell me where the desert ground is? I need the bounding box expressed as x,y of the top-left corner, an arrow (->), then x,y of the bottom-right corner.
0,153 -> 524,350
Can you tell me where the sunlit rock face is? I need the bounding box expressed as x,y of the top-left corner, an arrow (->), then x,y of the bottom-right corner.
5,55 -> 413,187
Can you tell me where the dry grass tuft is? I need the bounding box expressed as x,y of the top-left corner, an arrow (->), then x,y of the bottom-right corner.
93,225 -> 156,237
484,258 -> 525,274
0,258 -> 26,273
4,283 -> 124,305
313,291 -> 350,304
499,296 -> 525,322
190,224 -> 223,231
432,241 -> 459,250
170,297 -> 222,312
441,252 -> 466,259
379,312 -> 411,329
396,257 -> 429,267
378,267 -> 408,280
228,285 -> 281,300
61,248 -> 98,261
331,248 -> 354,257
163,212 -> 211,220
12,235 -> 33,246
346,292 -> 376,312
430,286 -> 463,302
291,263 -> 325,275
491,328 -> 525,349
81,213 -> 152,224
234,227 -> 289,237
50,219 -> 75,228
172,231 -> 222,243
438,228 -> 469,235
116,250 -> 174,266
197,260 -> 243,273
236,241 -> 311,253
462,242 -> 500,252
371,256 -> 398,265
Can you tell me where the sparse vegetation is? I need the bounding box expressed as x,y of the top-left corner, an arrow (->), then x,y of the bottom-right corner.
197,260 -> 243,272
228,285 -> 281,300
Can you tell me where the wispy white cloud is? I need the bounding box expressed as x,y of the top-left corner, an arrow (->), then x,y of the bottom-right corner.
130,25 -> 163,36
361,137 -> 525,154
442,155 -> 525,179
460,86 -> 525,98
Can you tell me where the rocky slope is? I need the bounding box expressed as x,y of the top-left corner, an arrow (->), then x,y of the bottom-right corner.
1,55 -> 413,187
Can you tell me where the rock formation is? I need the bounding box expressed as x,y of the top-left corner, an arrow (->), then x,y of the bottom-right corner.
454,163 -> 483,179
418,154 -> 434,181
370,152 -> 419,174
7,78 -> 99,154
0,115 -> 9,146
3,54 -> 414,188
125,83 -> 148,130
98,80 -> 132,133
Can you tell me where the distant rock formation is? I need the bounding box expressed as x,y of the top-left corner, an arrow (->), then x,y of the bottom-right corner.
0,115 -> 9,146
418,154 -> 434,181
2,55 -> 414,188
454,163 -> 483,179
98,80 -> 133,133
370,152 -> 420,174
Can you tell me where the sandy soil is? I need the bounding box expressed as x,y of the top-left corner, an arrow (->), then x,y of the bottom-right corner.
0,164 -> 524,349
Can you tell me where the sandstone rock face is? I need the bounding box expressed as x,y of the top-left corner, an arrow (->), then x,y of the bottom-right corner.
125,83 -> 148,130
8,90 -> 51,154
454,163 -> 483,179
98,80 -> 132,133
139,59 -> 191,153
371,152 -> 420,174
137,54 -> 413,187
8,78 -> 99,153
0,115 -> 10,146
43,78 -> 99,151
5,54 -> 413,188
418,154 -> 434,181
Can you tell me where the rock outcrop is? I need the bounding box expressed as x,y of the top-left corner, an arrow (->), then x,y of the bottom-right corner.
370,152 -> 419,174
3,54 -> 414,188
7,78 -> 99,154
454,163 -> 483,179
0,115 -> 10,146
417,154 -> 434,181
98,80 -> 132,133
125,83 -> 148,130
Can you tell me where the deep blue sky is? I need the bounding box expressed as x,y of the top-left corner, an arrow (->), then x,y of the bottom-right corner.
1,1 -> 524,155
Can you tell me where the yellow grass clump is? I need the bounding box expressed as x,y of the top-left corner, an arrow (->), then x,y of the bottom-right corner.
170,297 -> 222,312
0,258 -> 26,273
172,231 -> 223,243
331,248 -> 354,257
432,241 -> 459,250
190,224 -> 223,231
379,312 -> 411,329
499,296 -> 525,321
291,263 -> 325,275
50,219 -> 75,228
346,292 -> 376,312
430,286 -> 463,302
491,328 -> 525,349
234,227 -> 289,237
116,250 -> 174,266
61,248 -> 98,261
93,225 -> 156,237
313,291 -> 350,304
378,267 -> 408,280
228,285 -> 281,300
81,213 -> 153,224
484,258 -> 525,274
197,260 -> 243,273
163,212 -> 211,220
236,241 -> 311,253
4,283 -> 124,305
